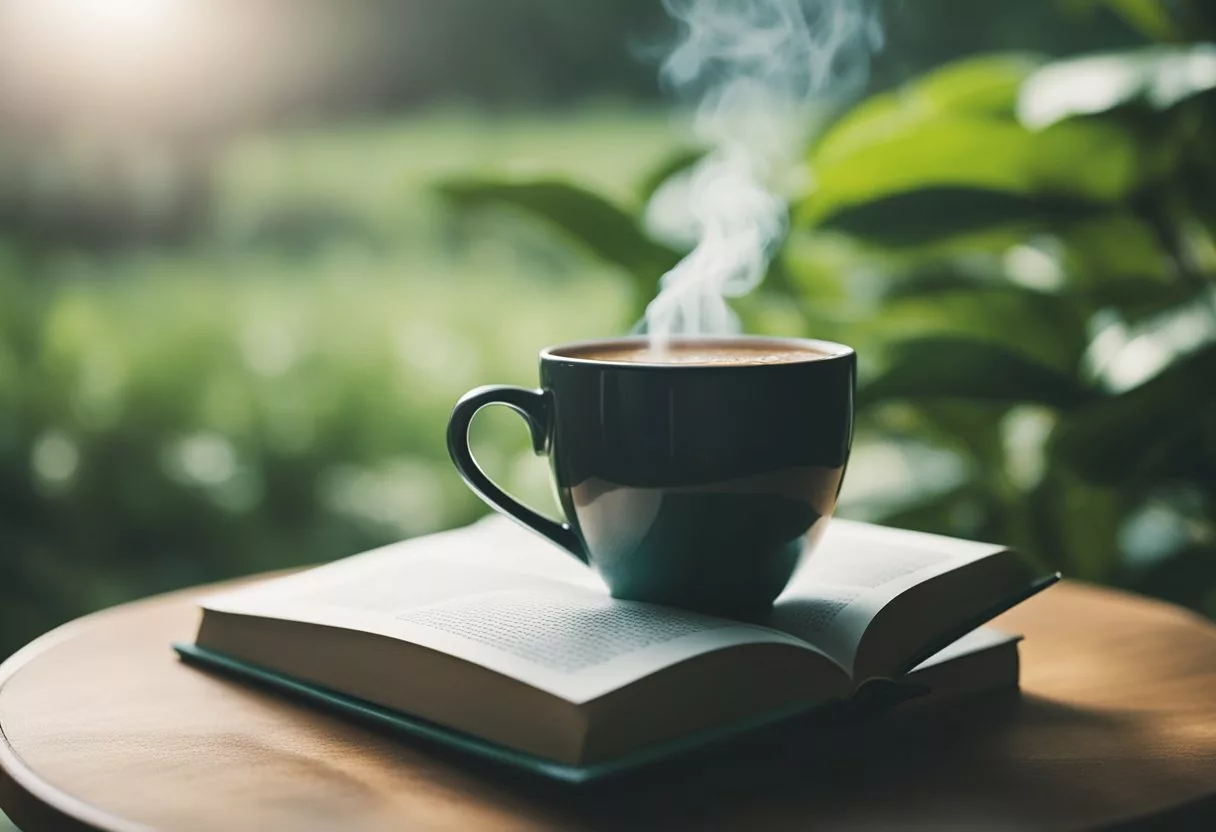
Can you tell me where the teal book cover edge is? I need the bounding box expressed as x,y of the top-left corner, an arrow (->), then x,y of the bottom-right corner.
173,572 -> 1058,784
173,642 -> 827,784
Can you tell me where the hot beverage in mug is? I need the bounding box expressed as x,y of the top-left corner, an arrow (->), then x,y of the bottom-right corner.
570,341 -> 834,366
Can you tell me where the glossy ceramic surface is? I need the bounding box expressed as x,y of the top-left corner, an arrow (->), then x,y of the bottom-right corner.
448,336 -> 855,615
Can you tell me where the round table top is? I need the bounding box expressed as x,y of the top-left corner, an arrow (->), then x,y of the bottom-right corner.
2,578 -> 1215,831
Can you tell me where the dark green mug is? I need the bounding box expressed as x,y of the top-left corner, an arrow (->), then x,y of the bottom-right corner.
447,336 -> 855,616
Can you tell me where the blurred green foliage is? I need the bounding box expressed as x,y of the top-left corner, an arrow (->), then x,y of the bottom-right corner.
0,114 -> 660,658
1,256 -> 625,632
438,1 -> 1216,618
3,1 -> 1215,672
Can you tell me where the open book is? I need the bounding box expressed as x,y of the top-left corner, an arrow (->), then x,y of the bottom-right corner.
178,517 -> 1057,781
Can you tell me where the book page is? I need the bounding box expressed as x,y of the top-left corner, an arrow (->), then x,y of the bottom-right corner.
202,523 -> 820,704
909,626 -> 1019,672
768,519 -> 1007,675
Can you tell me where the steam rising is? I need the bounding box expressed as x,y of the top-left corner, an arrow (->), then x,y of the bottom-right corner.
642,0 -> 881,345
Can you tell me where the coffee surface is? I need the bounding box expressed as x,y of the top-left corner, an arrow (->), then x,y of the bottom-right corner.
567,341 -> 829,366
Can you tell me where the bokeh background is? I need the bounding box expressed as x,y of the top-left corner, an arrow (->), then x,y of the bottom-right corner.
2,0 -> 1214,679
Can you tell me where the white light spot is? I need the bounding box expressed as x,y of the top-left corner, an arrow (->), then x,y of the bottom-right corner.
1087,293 -> 1216,392
319,460 -> 447,537
395,322 -> 480,391
1103,334 -> 1173,391
1003,242 -> 1065,291
3,0 -> 203,83
1019,56 -> 1142,130
1019,45 -> 1216,130
241,320 -> 298,378
165,432 -> 238,487
31,430 -> 80,489
1120,502 -> 1190,567
1001,406 -> 1056,490
837,439 -> 966,511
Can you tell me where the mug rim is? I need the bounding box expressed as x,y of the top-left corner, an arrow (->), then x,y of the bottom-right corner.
540,335 -> 854,369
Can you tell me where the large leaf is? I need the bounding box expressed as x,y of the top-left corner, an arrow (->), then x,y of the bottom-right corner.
880,266 -> 1003,299
859,337 -> 1092,408
436,178 -> 680,280
1051,342 -> 1216,483
811,54 -> 1045,159
886,400 -> 1008,468
1085,275 -> 1204,323
1018,44 -> 1216,129
868,287 -> 1089,373
1064,0 -> 1185,44
1028,468 -> 1129,580
1058,214 -> 1171,283
1040,213 -> 1195,323
803,115 -> 1141,229
912,53 -> 1048,115
819,187 -> 1104,246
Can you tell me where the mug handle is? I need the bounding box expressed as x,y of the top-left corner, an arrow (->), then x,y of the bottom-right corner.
446,385 -> 588,563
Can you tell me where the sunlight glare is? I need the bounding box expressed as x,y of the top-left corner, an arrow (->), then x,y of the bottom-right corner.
22,0 -> 185,38
10,0 -> 197,70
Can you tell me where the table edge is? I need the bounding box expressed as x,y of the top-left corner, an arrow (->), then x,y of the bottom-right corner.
0,581 -> 248,832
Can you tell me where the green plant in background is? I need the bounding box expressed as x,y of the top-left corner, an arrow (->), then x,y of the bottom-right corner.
796,0 -> 1216,614
0,116 -> 658,660
438,0 -> 1216,616
438,178 -> 684,320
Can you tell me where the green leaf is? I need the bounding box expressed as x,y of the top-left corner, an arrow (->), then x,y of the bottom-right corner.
819,187 -> 1105,246
1064,0 -> 1185,44
803,115 -> 1140,228
1029,469 -> 1129,580
1085,275 -> 1204,323
914,54 -> 1049,114
812,54 -> 1045,159
436,178 -> 680,280
1018,44 -> 1216,129
891,401 -> 1008,468
860,337 -> 1092,408
869,287 -> 1089,373
881,267 -> 1001,299
1058,214 -> 1171,283
1051,343 -> 1216,484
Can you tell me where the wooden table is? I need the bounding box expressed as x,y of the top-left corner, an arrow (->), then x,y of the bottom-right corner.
2,579 -> 1215,831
